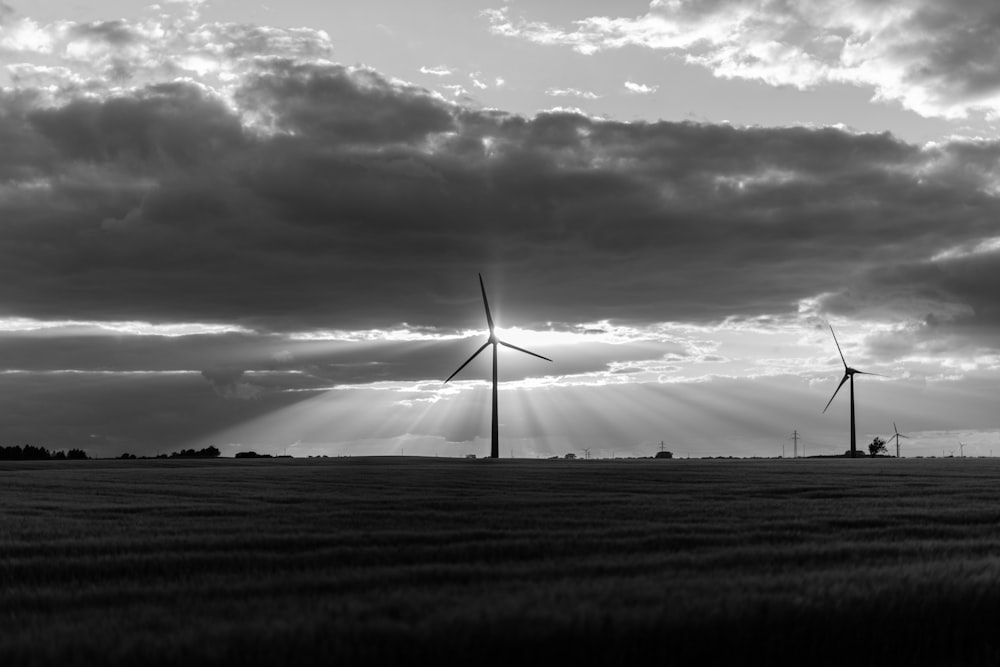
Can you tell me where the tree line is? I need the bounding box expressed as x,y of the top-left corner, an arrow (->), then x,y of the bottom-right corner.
118,446 -> 221,459
0,445 -> 88,460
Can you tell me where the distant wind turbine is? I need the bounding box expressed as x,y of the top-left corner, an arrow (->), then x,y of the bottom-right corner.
823,325 -> 880,458
445,274 -> 552,459
958,441 -> 966,458
887,422 -> 909,458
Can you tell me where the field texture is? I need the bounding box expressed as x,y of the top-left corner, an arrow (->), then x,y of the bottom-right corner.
2,457 -> 1000,666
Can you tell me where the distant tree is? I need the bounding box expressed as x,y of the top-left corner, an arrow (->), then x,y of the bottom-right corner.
655,451 -> 673,459
66,448 -> 88,460
118,453 -> 137,459
235,451 -> 271,458
52,450 -> 67,460
170,446 -> 221,459
868,437 -> 887,457
22,444 -> 50,460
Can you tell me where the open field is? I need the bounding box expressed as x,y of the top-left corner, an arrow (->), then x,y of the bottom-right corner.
2,457 -> 1000,665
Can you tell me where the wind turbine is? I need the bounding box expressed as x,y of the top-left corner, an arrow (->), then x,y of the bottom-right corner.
445,274 -> 552,459
958,441 -> 966,458
823,325 -> 878,458
887,422 -> 909,458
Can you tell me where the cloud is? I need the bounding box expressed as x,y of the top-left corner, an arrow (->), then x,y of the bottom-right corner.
624,80 -> 657,94
442,83 -> 468,97
8,4 -> 1000,459
201,367 -> 264,399
485,1 -> 1000,119
3,4 -> 1000,371
237,60 -> 455,141
546,87 -> 601,99
0,8 -> 333,94
420,65 -> 455,76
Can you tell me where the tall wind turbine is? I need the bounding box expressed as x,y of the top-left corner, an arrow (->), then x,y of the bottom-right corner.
823,325 -> 878,458
445,274 -> 552,459
887,422 -> 909,458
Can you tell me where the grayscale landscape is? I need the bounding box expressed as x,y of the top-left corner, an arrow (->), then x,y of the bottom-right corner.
6,1 -> 1000,664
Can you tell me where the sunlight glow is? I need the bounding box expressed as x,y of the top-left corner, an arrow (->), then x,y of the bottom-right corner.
496,321 -> 659,346
930,236 -> 1000,262
0,317 -> 253,337
288,326 -> 475,342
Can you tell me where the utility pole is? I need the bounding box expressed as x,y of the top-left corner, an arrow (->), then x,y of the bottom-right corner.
660,440 -> 666,454
791,430 -> 799,458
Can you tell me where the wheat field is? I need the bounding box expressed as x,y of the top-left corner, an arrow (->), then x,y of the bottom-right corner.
2,456 -> 999,665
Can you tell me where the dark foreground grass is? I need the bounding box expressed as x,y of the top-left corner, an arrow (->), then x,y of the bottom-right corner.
2,457 -> 1000,666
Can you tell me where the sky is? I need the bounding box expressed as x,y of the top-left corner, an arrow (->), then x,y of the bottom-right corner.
3,0 -> 1000,459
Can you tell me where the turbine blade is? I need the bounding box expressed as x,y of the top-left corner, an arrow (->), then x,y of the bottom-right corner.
479,274 -> 495,334
445,341 -> 490,383
900,434 -> 910,439
854,370 -> 885,377
894,421 -> 898,433
822,373 -> 850,413
829,325 -> 848,369
499,340 -> 553,362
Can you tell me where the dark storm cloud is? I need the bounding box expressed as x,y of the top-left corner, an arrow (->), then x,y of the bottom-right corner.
200,367 -> 263,400
3,43 -> 1000,344
0,90 -> 52,181
237,60 -> 456,144
27,83 -> 246,166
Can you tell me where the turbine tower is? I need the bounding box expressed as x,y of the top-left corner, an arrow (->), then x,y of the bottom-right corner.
887,422 -> 909,458
445,274 -> 552,459
823,325 -> 877,458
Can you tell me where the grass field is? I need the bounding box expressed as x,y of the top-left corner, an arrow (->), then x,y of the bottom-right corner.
2,457 -> 1000,666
